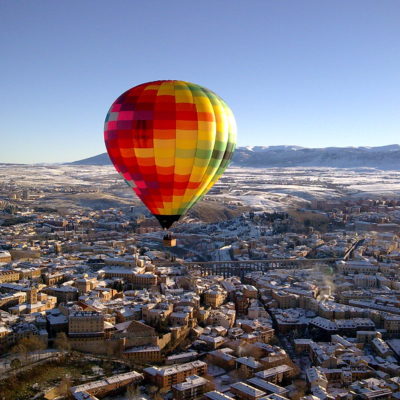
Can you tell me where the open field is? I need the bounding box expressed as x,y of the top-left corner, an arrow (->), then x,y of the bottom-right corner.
2,164 -> 400,219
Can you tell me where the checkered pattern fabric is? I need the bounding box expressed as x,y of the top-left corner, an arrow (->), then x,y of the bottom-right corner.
104,80 -> 237,228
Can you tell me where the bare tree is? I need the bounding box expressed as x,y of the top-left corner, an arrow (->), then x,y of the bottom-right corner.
147,384 -> 159,397
10,343 -> 28,363
20,336 -> 46,360
289,379 -> 308,400
54,332 -> 71,352
229,366 -> 249,381
10,358 -> 21,369
126,384 -> 141,399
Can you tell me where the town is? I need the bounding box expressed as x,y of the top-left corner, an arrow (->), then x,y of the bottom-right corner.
1,165 -> 400,400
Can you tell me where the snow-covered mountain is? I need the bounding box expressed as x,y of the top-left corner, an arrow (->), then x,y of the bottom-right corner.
70,144 -> 400,170
232,145 -> 400,169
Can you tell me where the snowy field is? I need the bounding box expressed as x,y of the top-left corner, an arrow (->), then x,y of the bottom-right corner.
1,164 -> 400,212
213,166 -> 400,211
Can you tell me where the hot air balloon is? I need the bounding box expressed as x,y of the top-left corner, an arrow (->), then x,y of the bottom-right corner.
104,80 -> 237,244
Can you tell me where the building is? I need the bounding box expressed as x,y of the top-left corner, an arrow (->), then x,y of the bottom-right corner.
172,375 -> 209,400
143,360 -> 207,389
204,287 -> 227,308
123,345 -> 162,363
0,270 -> 20,284
204,391 -> 235,400
75,277 -> 98,294
99,267 -> 158,288
208,349 -> 237,370
70,371 -> 143,398
246,378 -> 288,396
306,367 -> 329,389
69,311 -> 104,337
235,357 -> 264,377
43,286 -> 79,303
230,381 -> 266,400
0,251 -> 12,263
0,325 -> 15,350
255,365 -> 294,384
383,315 -> 400,336
26,287 -> 38,304
372,338 -> 393,358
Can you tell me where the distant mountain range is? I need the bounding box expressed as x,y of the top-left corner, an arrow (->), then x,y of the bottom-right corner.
70,145 -> 400,170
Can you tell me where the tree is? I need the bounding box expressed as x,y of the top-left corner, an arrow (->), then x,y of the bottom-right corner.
147,385 -> 159,397
10,336 -> 46,362
20,336 -> 46,353
10,358 -> 21,369
289,379 -> 308,400
158,388 -> 170,399
24,336 -> 45,360
229,366 -> 249,381
235,343 -> 264,359
10,343 -> 28,363
126,384 -> 141,399
54,332 -> 71,352
269,336 -> 280,345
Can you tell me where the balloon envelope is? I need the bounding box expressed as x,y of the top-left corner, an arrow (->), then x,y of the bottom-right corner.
104,80 -> 237,229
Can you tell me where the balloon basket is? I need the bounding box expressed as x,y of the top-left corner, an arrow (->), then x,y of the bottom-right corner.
163,234 -> 176,247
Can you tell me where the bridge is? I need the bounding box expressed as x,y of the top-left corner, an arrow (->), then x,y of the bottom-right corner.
154,257 -> 339,279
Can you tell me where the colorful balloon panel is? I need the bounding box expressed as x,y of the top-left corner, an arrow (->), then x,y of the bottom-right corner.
104,80 -> 237,229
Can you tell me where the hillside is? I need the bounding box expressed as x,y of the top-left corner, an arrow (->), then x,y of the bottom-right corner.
69,145 -> 400,170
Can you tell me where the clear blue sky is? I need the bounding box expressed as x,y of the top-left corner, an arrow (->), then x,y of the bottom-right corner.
1,0 -> 399,163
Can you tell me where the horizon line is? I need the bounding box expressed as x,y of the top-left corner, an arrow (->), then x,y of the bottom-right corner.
2,143 -> 400,166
